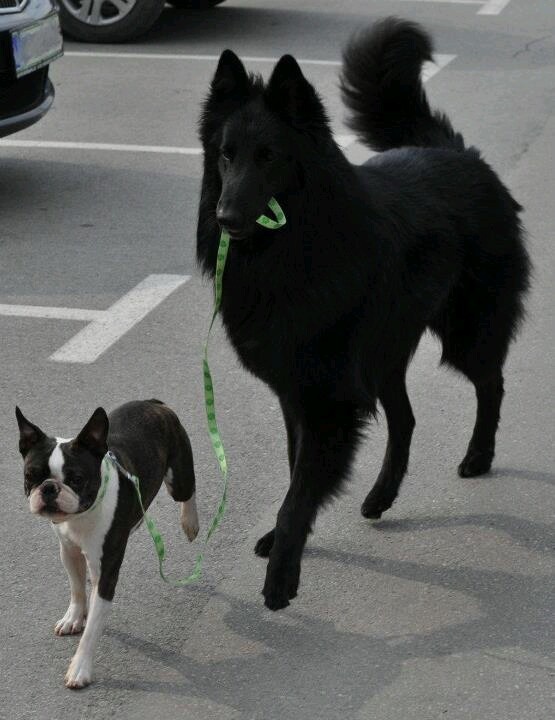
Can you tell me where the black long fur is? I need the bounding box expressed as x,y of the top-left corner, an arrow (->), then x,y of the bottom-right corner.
341,17 -> 464,151
197,18 -> 531,611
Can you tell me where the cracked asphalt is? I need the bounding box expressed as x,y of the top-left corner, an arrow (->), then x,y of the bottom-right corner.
0,1 -> 553,718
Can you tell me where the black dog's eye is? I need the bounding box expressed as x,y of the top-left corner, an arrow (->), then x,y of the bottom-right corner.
258,147 -> 275,162
220,147 -> 234,163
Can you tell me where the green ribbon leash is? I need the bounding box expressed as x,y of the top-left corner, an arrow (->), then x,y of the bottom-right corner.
98,198 -> 286,586
201,196 -> 286,539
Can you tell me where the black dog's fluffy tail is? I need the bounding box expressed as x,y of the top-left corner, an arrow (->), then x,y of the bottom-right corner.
341,17 -> 464,152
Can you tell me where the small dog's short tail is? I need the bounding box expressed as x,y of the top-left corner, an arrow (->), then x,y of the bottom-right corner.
340,17 -> 464,152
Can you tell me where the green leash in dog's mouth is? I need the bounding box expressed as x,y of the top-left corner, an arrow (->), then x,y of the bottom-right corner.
97,199 -> 286,586
201,196 -> 286,535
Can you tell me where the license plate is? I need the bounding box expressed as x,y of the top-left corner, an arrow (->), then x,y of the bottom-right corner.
11,13 -> 64,79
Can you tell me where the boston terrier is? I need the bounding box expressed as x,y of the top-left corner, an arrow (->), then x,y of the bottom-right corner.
16,399 -> 199,689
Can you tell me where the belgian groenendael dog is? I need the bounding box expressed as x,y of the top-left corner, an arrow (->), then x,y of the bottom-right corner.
197,18 -> 530,610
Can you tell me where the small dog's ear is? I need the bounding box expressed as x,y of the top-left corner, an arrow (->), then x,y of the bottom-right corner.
265,55 -> 328,130
210,49 -> 250,101
75,407 -> 109,457
16,406 -> 46,456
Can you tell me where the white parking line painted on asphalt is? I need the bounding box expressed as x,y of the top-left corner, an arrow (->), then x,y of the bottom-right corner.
422,54 -> 456,81
0,275 -> 190,363
0,305 -> 104,321
48,274 -> 190,364
396,0 -> 481,4
0,139 -> 202,155
0,55 -> 454,158
64,51 -> 343,66
63,51 -> 454,73
478,0 -> 512,14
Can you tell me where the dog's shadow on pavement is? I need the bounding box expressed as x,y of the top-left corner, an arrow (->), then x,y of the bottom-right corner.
102,508 -> 554,719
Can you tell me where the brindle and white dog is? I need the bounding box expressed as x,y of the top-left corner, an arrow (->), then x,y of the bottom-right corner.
16,399 -> 199,689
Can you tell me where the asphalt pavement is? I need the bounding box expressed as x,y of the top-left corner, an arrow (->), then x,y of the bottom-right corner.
1,1 -> 554,718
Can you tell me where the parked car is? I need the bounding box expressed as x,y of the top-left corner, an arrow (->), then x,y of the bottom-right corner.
58,0 -> 226,43
0,0 -> 63,138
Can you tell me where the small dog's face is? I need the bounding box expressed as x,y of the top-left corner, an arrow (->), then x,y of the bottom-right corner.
16,407 -> 109,522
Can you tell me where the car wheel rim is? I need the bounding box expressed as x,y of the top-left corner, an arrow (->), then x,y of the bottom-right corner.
61,0 -> 138,26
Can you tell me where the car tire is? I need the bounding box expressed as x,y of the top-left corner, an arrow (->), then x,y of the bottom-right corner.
167,0 -> 226,8
58,0 -> 165,43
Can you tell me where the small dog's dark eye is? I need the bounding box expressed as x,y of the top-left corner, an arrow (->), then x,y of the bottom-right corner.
220,147 -> 233,162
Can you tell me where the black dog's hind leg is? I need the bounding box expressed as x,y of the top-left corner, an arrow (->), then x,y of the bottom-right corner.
255,398 -> 299,558
361,369 -> 415,519
458,371 -> 504,477
262,402 -> 362,610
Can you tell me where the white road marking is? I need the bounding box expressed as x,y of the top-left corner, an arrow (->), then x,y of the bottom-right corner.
423,54 -> 457,81
50,274 -> 190,364
0,275 -> 190,364
64,50 -> 343,66
478,0 -> 513,14
0,305 -> 103,321
396,0 -> 481,3
0,55 -> 454,158
0,139 -> 202,155
64,51 -> 455,72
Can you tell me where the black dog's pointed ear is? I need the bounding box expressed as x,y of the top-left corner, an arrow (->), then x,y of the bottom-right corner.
210,49 -> 250,101
200,50 -> 253,146
16,406 -> 46,455
265,55 -> 328,129
75,408 -> 109,457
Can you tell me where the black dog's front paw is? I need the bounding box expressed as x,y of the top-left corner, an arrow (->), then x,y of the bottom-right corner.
458,449 -> 493,478
254,529 -> 275,558
262,565 -> 299,611
361,490 -> 394,519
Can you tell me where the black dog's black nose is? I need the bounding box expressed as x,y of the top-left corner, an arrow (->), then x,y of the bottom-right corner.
216,204 -> 245,234
41,480 -> 58,497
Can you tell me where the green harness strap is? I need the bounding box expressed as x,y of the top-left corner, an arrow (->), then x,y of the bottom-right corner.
99,198 -> 286,586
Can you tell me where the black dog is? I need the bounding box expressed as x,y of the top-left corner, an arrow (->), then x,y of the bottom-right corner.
197,18 -> 530,611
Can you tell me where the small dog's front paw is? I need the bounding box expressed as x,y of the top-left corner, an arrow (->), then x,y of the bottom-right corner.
65,653 -> 93,690
55,605 -> 86,636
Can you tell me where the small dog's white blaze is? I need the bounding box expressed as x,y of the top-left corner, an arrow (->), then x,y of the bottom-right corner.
180,493 -> 199,541
48,438 -> 71,480
40,438 -> 81,516
65,588 -> 111,689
